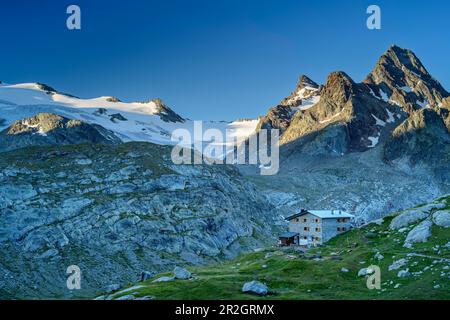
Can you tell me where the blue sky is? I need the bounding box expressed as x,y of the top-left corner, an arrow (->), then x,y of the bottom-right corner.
0,0 -> 449,120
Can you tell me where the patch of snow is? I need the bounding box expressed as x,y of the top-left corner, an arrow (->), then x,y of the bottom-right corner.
371,114 -> 386,127
379,89 -> 389,102
399,86 -> 413,93
319,111 -> 342,124
386,109 -> 396,123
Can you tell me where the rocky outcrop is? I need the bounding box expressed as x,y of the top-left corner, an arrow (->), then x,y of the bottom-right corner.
0,113 -> 121,152
0,142 -> 283,299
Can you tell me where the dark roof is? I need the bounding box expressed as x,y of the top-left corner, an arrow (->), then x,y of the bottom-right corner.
279,232 -> 299,238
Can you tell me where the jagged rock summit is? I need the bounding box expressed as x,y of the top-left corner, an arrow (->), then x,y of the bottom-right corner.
364,45 -> 449,112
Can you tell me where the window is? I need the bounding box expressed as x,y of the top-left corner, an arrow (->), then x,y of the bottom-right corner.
303,218 -> 307,223
315,227 -> 321,232
304,227 -> 310,231
342,227 -> 346,231
296,218 -> 299,222
315,219 -> 320,223
337,227 -> 341,231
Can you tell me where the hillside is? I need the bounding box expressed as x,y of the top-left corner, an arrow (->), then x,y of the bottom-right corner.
104,196 -> 450,300
0,142 -> 284,299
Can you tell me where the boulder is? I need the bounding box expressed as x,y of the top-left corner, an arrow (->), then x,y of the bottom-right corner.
152,276 -> 174,283
432,210 -> 450,228
390,209 -> 428,230
242,281 -> 268,296
140,271 -> 154,282
173,266 -> 192,280
404,219 -> 433,245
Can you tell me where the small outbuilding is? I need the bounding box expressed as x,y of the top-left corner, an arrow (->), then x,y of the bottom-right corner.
278,232 -> 299,246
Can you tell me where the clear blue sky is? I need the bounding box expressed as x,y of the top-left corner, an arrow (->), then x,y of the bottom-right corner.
0,0 -> 449,120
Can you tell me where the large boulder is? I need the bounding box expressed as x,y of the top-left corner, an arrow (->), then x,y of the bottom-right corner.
389,203 -> 444,229
242,281 -> 269,296
404,219 -> 433,245
358,267 -> 375,277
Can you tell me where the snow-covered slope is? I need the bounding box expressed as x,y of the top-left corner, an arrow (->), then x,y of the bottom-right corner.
0,82 -> 258,154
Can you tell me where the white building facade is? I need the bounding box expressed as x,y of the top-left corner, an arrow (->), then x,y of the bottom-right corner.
285,209 -> 354,245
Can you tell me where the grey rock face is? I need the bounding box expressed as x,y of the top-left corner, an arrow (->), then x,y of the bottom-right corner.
0,113 -> 121,152
0,142 -> 283,299
173,266 -> 192,280
242,280 -> 268,296
384,109 -> 450,167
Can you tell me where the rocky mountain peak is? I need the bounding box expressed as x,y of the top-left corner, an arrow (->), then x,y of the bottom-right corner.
365,45 -> 449,112
321,71 -> 357,104
257,74 -> 321,133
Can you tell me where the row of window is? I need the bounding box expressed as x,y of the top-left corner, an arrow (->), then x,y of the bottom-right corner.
337,227 -> 347,232
303,227 -> 321,232
295,218 -> 321,223
301,236 -> 321,241
294,218 -> 349,223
